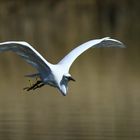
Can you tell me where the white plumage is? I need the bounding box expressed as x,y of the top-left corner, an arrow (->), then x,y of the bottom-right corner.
0,37 -> 125,96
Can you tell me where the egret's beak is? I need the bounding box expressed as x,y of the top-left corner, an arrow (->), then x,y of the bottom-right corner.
69,77 -> 76,82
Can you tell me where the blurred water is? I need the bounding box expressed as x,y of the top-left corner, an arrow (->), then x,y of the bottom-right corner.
0,56 -> 140,140
0,95 -> 140,140
1,110 -> 140,140
0,1 -> 139,139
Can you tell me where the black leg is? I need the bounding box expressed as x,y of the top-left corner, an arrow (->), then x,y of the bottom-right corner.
33,83 -> 45,90
23,80 -> 43,91
27,80 -> 42,91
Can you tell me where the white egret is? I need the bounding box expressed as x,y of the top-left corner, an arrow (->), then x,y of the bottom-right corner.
0,37 -> 125,96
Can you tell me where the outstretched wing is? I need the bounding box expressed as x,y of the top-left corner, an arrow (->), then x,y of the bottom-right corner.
0,41 -> 52,74
58,37 -> 125,72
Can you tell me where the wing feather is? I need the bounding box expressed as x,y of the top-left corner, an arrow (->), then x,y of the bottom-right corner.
58,37 -> 125,72
0,41 -> 52,74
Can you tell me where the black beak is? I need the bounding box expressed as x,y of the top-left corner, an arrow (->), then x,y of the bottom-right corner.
69,77 -> 76,82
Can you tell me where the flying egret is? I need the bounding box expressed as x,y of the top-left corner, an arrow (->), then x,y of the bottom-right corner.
0,37 -> 125,96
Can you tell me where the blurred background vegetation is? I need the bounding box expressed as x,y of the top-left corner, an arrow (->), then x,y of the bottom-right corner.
0,0 -> 140,140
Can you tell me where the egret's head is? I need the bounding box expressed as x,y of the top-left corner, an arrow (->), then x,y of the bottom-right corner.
59,74 -> 75,96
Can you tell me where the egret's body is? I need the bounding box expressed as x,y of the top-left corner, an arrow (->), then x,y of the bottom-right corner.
0,37 -> 125,95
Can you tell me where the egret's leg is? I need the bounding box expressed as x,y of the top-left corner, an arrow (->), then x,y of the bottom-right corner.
23,80 -> 42,91
33,83 -> 45,90
26,80 -> 42,91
